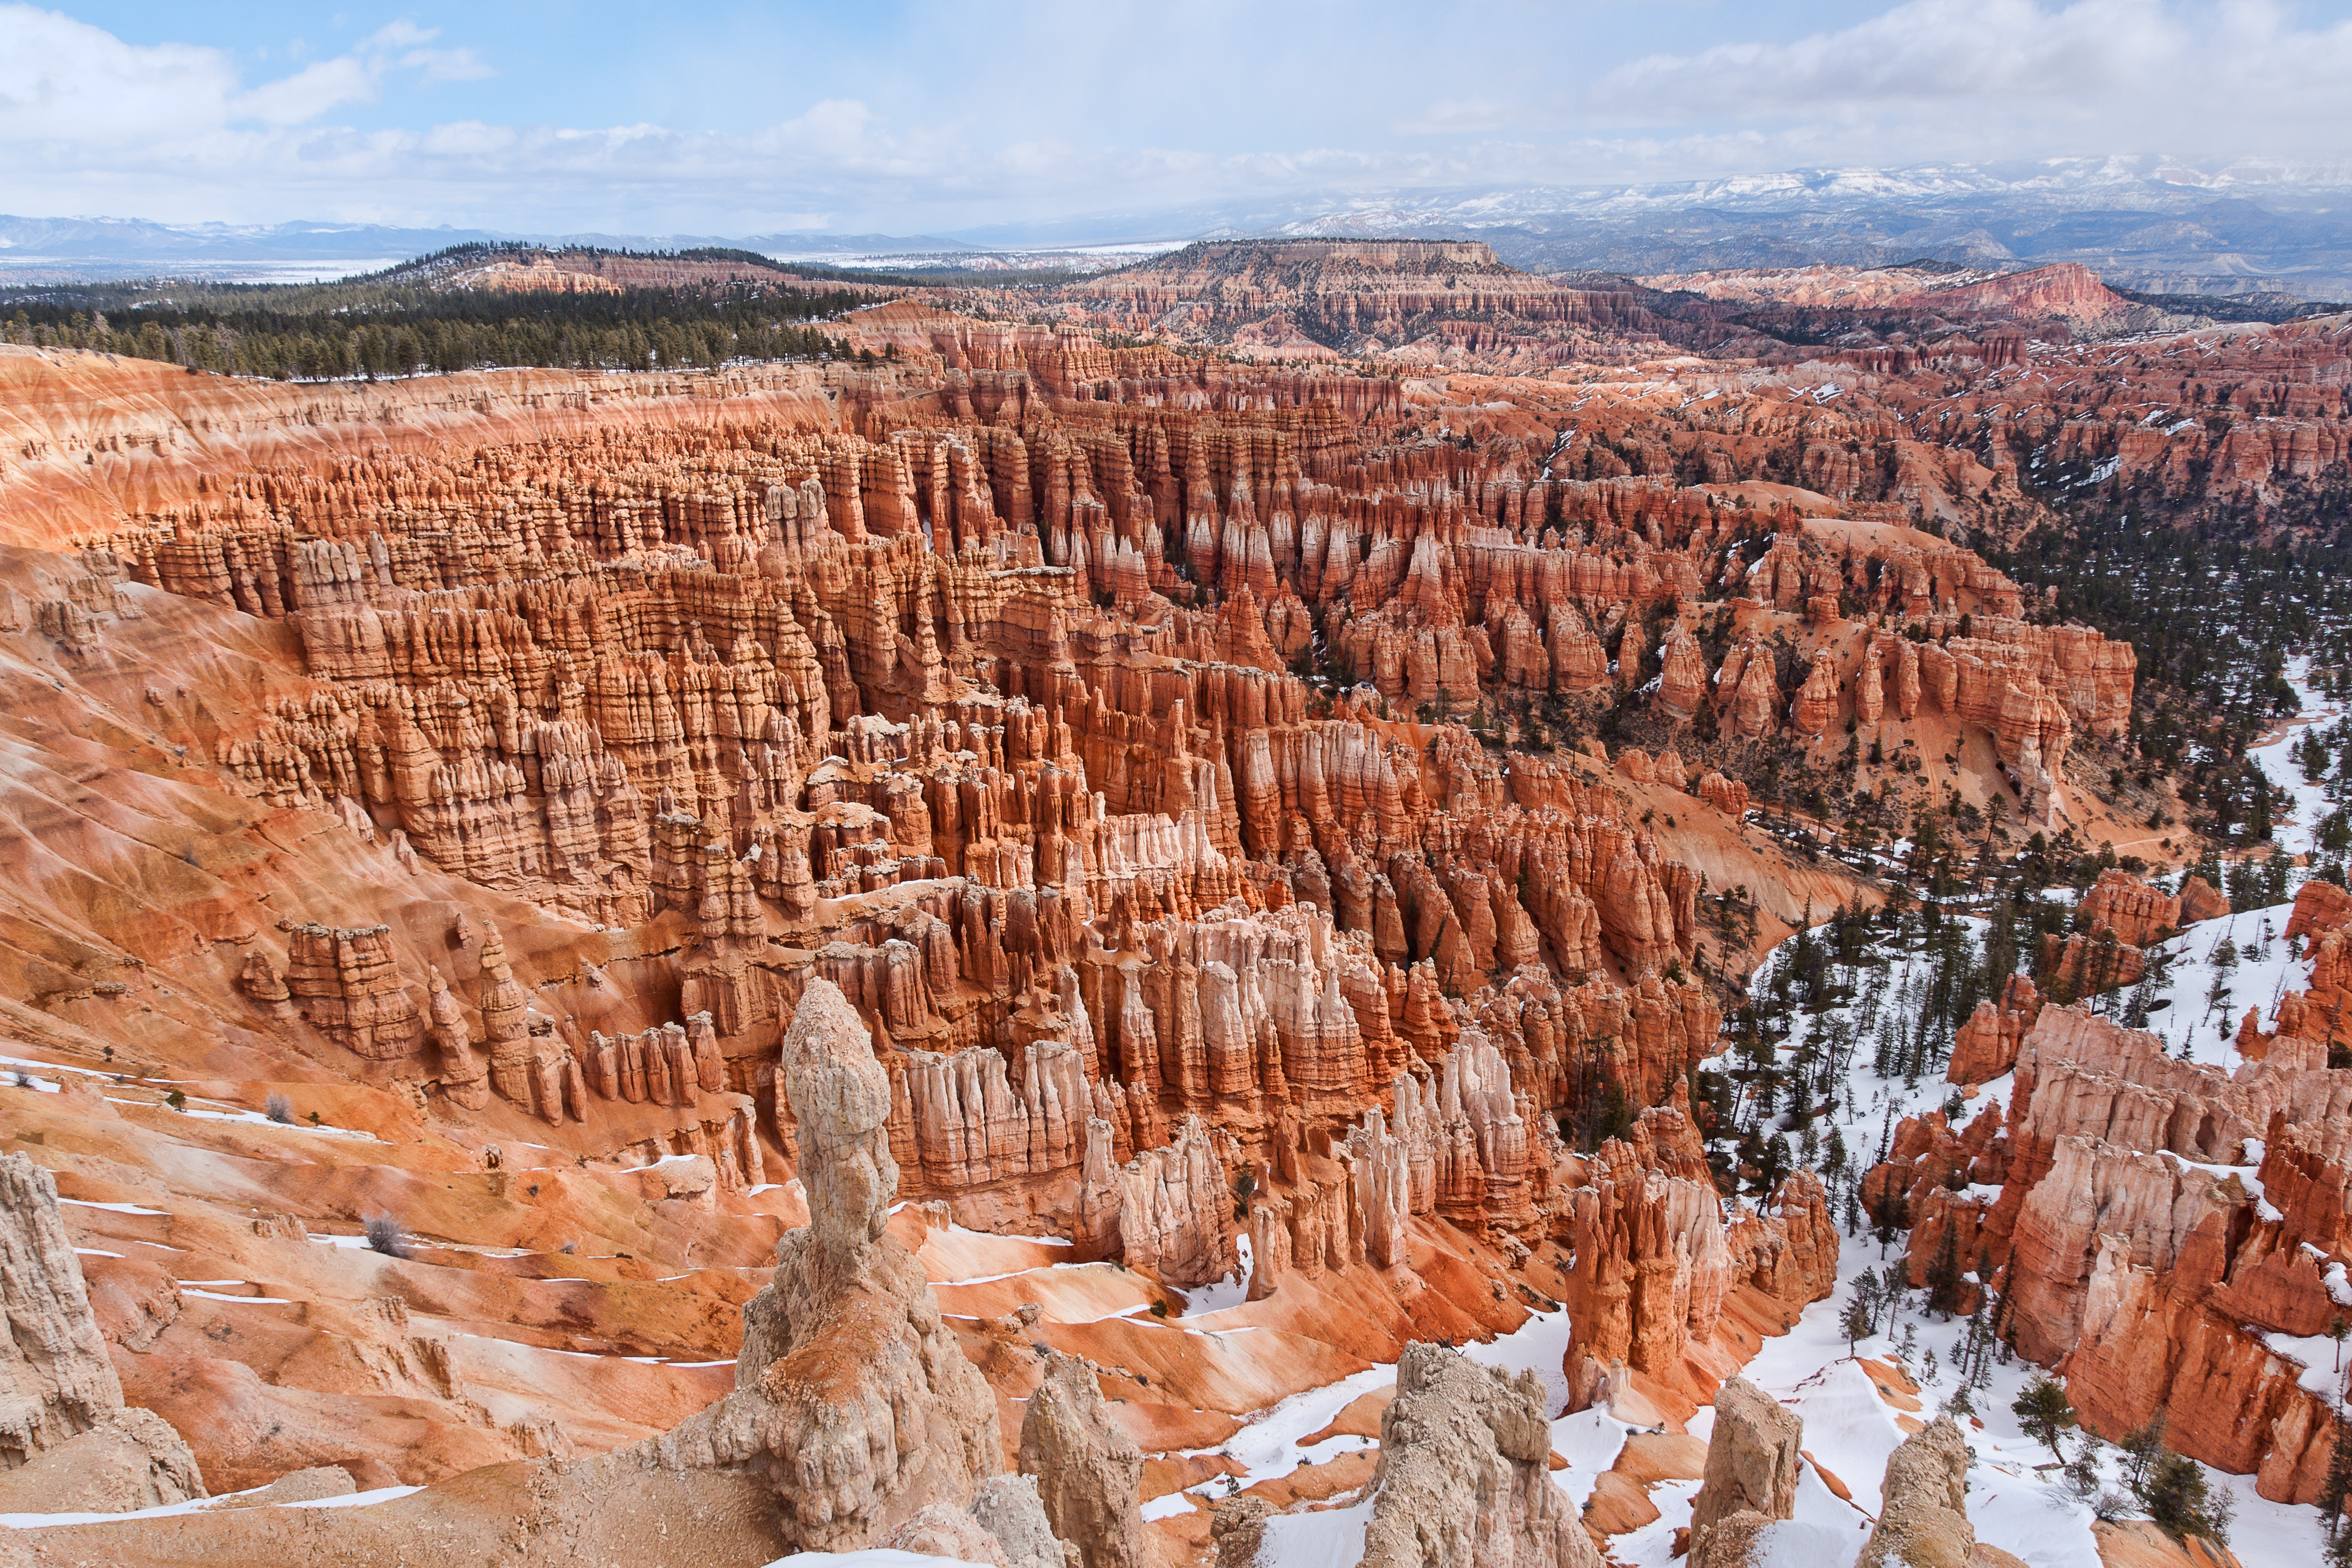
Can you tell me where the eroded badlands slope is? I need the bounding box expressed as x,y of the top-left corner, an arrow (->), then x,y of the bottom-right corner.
0,242 -> 2343,1564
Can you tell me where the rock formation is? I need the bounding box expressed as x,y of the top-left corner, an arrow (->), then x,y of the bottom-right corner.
424,966 -> 489,1108
1561,1120 -> 1837,1411
0,1153 -> 206,1513
1688,1375 -> 1803,1549
1872,978 -> 2352,1505
284,923 -> 419,1059
1357,1342 -> 1604,1568
649,980 -> 1001,1548
970,1476 -> 1074,1568
885,1478 -> 1068,1568
1017,1350 -> 1145,1568
0,250 -> 2231,1565
1854,1415 -> 1974,1568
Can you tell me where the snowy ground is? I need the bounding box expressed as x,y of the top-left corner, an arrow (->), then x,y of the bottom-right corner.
845,663 -> 2351,1568
0,1485 -> 421,1531
1140,892 -> 2338,1565
1228,1306 -> 1592,1565
2247,655 -> 2345,862
2133,900 -> 2310,1065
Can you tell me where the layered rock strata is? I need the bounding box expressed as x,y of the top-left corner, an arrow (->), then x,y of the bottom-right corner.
1871,925 -> 2352,1505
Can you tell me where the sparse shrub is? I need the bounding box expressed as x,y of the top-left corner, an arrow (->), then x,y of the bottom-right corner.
264,1092 -> 293,1125
1148,1299 -> 1169,1319
165,1089 -> 186,1111
364,1214 -> 411,1259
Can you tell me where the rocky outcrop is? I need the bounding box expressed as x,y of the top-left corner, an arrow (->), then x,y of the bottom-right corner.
1855,1415 -> 1974,1568
2178,875 -> 2231,926
424,966 -> 489,1108
885,1478 -> 1068,1568
1686,1512 -> 1775,1568
1790,647 -> 1839,736
479,928 -> 576,1124
884,1505 -> 1015,1566
1948,974 -> 2041,1085
1211,1496 -> 1271,1568
1561,1127 -> 1837,1411
1017,1350 -> 1145,1568
646,980 -> 1000,1549
1656,625 -> 1708,720
0,1153 -> 206,1512
970,1475 -> 1072,1568
1876,998 -> 2352,1506
284,923 -> 419,1060
2077,870 -> 2181,948
1077,1114 -> 1238,1289
1358,1342 -> 1604,1568
2038,920 -> 2146,998
1689,1375 -> 1802,1549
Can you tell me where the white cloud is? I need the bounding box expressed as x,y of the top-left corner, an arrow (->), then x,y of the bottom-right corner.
1392,98 -> 1509,136
0,2 -> 2348,234
0,6 -> 492,147
1588,0 -> 2352,151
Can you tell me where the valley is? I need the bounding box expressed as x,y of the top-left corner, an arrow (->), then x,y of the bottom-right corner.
0,238 -> 2346,1568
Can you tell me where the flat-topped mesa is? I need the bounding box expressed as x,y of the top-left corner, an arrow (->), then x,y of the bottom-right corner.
646,979 -> 1001,1550
0,1153 -> 206,1513
1166,237 -> 1515,271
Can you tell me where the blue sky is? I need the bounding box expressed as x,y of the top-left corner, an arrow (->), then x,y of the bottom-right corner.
7,1 -> 2352,236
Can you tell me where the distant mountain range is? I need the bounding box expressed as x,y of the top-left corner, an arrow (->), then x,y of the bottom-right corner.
6,159 -> 2352,296
1202,160 -> 2352,298
0,218 -> 972,282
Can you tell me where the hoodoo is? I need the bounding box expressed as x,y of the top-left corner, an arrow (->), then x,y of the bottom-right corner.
2,53 -> 2346,1562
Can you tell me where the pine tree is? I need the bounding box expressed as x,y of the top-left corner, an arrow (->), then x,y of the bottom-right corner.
2324,1409 -> 2352,1540
1924,1222 -> 1966,1319
1841,1294 -> 1872,1360
2013,1374 -> 2077,1461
